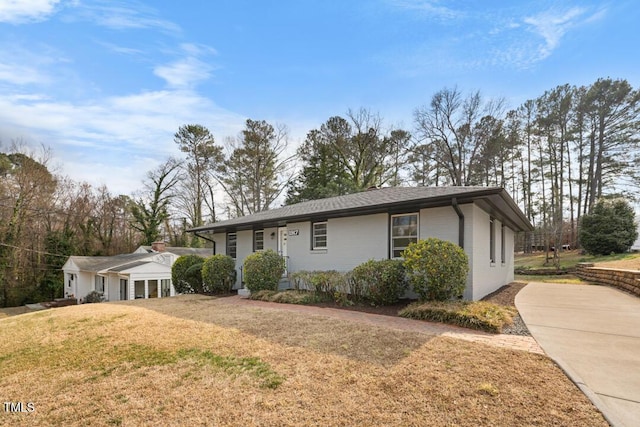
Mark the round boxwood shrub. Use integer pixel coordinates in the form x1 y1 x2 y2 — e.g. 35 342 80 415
172 254 205 294
243 249 285 292
403 238 469 301
202 254 236 294
351 259 407 305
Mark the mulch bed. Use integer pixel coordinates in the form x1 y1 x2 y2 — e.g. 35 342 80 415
307 299 413 317
298 281 532 336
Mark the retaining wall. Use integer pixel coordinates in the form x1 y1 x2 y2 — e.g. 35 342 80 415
575 263 640 297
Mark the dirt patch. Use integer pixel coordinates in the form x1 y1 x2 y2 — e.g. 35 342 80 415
0 306 33 319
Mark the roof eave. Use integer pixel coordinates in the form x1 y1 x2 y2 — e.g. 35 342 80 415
187 187 534 234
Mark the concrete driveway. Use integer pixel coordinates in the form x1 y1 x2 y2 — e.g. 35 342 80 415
516 282 640 427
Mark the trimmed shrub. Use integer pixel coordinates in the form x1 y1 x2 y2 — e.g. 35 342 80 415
172 255 206 294
243 249 285 292
84 291 104 303
399 301 516 333
351 259 408 305
308 270 345 296
202 254 236 294
250 290 323 305
403 238 469 301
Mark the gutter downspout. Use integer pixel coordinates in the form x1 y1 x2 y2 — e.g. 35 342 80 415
452 198 464 249
194 231 216 255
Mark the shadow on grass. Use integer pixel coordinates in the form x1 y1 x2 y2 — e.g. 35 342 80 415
113 295 433 367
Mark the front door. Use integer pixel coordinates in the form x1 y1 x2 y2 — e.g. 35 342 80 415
278 227 288 257
278 227 288 277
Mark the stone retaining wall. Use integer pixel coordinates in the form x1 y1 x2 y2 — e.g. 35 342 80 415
575 263 640 297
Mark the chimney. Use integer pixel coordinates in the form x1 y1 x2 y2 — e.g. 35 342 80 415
151 241 167 252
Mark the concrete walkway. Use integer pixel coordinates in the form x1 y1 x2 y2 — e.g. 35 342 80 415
516 282 640 427
220 296 544 354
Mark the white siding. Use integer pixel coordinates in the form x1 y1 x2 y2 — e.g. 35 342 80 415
285 214 389 273
468 205 514 300
419 204 475 299
419 206 459 244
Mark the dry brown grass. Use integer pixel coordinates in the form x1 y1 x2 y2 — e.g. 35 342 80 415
595 255 640 270
0 295 606 426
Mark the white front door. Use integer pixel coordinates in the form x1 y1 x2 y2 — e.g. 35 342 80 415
278 227 288 257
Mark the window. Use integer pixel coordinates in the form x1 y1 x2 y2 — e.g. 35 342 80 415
489 217 496 263
95 275 105 294
391 214 418 258
312 222 327 249
227 233 237 258
501 224 506 264
254 230 264 251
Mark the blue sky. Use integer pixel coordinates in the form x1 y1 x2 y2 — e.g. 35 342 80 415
0 0 637 195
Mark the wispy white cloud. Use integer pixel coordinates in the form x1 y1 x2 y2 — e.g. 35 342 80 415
153 43 218 89
73 1 180 34
386 0 463 20
0 0 61 24
0 42 66 86
524 7 587 59
380 3 609 73
96 41 144 56
0 62 49 85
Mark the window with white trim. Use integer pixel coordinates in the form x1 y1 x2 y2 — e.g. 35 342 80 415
391 213 418 258
227 233 237 258
254 230 264 251
95 275 105 294
312 222 327 249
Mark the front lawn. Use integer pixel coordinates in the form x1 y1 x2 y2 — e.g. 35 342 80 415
0 295 606 426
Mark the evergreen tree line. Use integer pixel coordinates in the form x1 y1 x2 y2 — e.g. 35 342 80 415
1 77 639 306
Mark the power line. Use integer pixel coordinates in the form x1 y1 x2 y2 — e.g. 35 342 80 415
0 242 70 258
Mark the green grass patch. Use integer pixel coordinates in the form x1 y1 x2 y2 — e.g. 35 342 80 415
176 348 284 389
399 301 517 333
250 289 326 305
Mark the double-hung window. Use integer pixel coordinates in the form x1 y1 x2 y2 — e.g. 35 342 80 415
227 233 237 258
254 230 264 251
312 222 327 250
95 275 105 294
391 213 418 258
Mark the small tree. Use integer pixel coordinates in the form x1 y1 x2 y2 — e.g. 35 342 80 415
403 238 469 301
202 255 236 294
172 255 205 294
580 198 638 255
243 249 285 292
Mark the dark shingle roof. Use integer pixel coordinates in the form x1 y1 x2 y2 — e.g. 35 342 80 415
189 186 533 233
